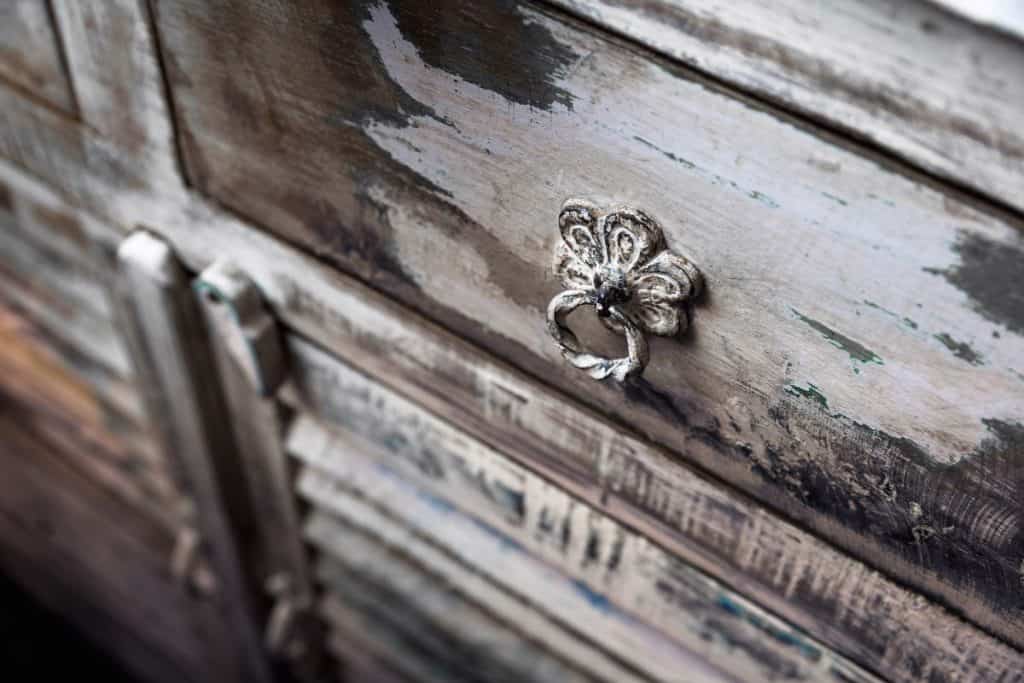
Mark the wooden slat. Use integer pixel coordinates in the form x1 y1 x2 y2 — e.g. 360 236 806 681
116 232 275 683
285 334 1024 682
0 0 76 113
0 260 132 376
0 225 115 321
150 0 1024 648
296 448 663 683
548 0 1024 213
310 519 611 683
323 621 415 683
292 433 880 683
293 405 883 683
195 261 324 678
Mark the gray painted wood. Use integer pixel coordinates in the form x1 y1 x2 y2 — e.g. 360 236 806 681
2 144 1019 681
151 0 1024 647
0 0 1020 676
549 0 1024 213
295 460 736 683
290 410 883 683
284 339 1024 683
310 520 615 683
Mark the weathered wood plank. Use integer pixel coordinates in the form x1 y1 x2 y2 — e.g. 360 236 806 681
298 423 882 683
301 462 673 683
3 143 1017 678
286 361 1019 683
323 619 416 683
0 258 132 376
0 0 76 113
296 462 729 683
151 0 1024 646
310 520 611 683
548 0 1024 213
0 410 206 681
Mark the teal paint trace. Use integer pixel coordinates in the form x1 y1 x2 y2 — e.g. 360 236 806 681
933 332 984 366
791 308 884 368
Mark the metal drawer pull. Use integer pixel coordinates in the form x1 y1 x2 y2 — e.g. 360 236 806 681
547 199 703 381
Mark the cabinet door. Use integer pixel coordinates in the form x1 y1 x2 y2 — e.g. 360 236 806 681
151 0 1024 654
121 228 1020 683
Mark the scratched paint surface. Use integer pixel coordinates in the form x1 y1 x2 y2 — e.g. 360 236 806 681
151 0 1024 646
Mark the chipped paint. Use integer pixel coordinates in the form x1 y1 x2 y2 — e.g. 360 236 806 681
933 332 984 365
784 382 830 411
862 300 918 330
791 308 883 367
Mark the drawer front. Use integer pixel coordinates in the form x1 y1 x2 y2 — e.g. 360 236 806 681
152 0 1024 647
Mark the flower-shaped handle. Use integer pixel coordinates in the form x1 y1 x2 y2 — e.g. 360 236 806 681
546 199 703 381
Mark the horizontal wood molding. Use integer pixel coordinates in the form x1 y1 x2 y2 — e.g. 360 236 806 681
289 400 881 683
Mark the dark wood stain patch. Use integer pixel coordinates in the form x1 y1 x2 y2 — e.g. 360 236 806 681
933 332 984 365
381 0 577 112
775 390 1024 618
925 231 1024 336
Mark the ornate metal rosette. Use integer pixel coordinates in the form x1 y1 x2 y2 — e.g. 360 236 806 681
546 198 703 381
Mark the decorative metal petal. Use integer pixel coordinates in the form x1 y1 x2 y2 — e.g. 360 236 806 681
637 250 702 299
553 241 594 291
600 207 663 272
627 250 702 336
558 198 603 269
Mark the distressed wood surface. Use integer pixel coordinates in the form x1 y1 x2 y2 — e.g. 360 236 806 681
285 340 1024 683
549 0 1024 214
152 0 1024 646
295 462 734 683
0 0 76 113
322 603 430 683
0 0 1021 673
291 409 884 683
311 522 615 683
2 150 1019 680
0 409 206 683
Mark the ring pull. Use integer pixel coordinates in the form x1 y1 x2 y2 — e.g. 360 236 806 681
546 199 703 381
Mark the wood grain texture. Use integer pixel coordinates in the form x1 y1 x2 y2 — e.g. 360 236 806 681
295 462 732 683
290 407 883 683
2 150 1018 680
285 338 1024 683
0 409 206 683
549 0 1024 214
151 0 1024 647
0 0 75 112
311 523 613 683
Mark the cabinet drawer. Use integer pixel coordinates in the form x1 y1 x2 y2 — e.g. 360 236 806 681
154 0 1024 650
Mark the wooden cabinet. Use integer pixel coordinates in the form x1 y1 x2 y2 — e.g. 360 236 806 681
0 2 1021 682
